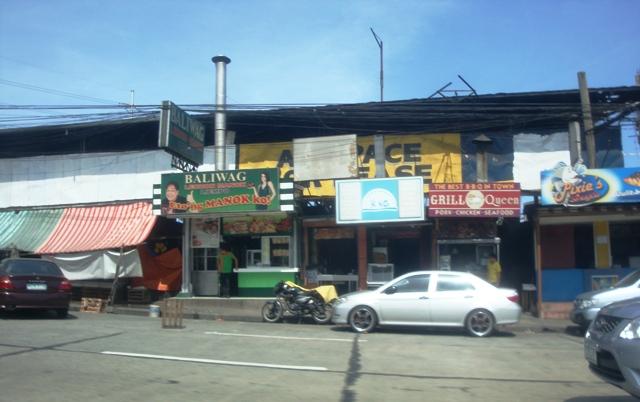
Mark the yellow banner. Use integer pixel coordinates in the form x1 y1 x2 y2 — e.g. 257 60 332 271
239 134 462 196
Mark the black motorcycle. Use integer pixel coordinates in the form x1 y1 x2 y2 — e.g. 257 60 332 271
261 281 335 324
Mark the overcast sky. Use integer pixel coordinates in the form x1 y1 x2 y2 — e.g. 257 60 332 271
0 0 638 161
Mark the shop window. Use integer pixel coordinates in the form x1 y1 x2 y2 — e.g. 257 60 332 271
436 275 475 292
193 248 218 271
610 222 640 268
393 274 430 293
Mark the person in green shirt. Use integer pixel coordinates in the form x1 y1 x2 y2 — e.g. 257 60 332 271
218 244 238 297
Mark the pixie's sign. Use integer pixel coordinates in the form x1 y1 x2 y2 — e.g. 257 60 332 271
428 182 521 217
541 164 640 206
160 169 280 215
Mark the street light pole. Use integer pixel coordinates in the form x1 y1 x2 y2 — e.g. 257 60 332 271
370 28 383 102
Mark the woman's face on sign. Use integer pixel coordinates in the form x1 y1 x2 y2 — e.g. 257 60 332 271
260 173 267 183
166 184 178 201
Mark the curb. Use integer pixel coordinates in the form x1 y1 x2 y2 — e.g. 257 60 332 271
71 303 576 333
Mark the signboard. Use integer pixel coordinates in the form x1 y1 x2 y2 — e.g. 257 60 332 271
541 165 640 206
222 214 292 236
191 218 220 248
293 134 358 181
239 134 462 196
158 101 205 165
428 183 521 217
336 177 425 224
160 168 280 215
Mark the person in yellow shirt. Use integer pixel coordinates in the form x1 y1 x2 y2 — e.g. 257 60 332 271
487 253 502 286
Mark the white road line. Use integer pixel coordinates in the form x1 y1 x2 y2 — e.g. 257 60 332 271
101 351 328 372
204 331 366 343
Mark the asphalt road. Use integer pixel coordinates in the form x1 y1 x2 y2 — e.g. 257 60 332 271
0 310 635 402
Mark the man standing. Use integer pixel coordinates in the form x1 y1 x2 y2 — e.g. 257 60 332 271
487 253 502 286
217 244 238 297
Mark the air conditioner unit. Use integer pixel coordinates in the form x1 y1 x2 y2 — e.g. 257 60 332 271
367 263 394 287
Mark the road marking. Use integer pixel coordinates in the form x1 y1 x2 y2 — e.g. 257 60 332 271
204 331 366 343
101 351 328 372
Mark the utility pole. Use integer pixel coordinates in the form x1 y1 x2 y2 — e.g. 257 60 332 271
578 71 596 168
636 71 640 146
370 28 383 102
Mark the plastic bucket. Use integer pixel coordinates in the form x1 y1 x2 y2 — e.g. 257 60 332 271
149 304 161 318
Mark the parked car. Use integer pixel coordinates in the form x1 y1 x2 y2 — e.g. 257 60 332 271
0 258 72 317
584 297 640 398
571 269 640 329
331 270 521 337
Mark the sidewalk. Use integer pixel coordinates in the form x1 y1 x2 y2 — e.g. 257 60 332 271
71 300 577 334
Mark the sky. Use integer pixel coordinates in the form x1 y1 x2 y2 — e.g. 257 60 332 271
0 0 639 162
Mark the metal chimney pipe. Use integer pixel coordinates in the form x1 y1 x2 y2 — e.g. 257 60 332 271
212 55 231 171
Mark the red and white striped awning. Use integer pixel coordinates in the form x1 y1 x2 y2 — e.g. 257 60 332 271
37 202 157 254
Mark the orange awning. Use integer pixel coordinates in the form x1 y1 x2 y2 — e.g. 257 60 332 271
37 202 157 254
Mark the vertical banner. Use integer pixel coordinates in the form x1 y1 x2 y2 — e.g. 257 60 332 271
191 218 220 248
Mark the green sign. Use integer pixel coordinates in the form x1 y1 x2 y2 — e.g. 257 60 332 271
160 168 280 215
158 101 205 165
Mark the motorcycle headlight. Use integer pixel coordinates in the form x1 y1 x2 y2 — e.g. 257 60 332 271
619 318 640 340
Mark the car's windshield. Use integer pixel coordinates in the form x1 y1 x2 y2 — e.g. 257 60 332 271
615 270 640 288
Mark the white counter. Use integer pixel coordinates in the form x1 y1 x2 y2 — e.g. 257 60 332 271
234 267 299 273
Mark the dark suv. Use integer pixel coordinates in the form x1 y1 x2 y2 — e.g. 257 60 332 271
0 258 72 317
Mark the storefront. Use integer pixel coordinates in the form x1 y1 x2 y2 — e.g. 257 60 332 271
428 183 522 280
157 168 297 297
532 165 640 318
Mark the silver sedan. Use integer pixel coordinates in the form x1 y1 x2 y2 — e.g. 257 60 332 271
584 297 640 398
332 270 521 337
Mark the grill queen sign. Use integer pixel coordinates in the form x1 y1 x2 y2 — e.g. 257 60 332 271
160 168 281 215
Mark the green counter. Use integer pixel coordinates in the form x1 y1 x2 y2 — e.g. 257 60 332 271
234 268 299 297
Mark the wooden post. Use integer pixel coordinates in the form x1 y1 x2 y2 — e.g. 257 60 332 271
533 217 543 318
107 245 125 309
578 72 596 168
357 225 367 290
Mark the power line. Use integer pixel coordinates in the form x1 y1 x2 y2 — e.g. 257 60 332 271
0 78 126 105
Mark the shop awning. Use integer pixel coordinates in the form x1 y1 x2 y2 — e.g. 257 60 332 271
37 202 157 254
0 209 64 252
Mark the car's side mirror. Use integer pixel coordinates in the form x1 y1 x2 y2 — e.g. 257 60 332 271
384 286 398 295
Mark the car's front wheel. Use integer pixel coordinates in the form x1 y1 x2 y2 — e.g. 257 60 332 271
465 308 495 337
349 305 377 333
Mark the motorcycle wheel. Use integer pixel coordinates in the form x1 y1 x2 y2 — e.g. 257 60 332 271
311 303 333 324
262 301 284 323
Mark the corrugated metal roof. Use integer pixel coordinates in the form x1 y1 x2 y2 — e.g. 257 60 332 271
37 202 157 254
0 209 64 252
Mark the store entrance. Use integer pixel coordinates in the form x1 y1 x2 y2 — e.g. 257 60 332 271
437 239 500 280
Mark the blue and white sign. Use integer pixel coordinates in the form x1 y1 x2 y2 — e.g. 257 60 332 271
336 177 425 224
541 164 640 207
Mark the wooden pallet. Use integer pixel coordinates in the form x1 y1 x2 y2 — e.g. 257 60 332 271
80 298 106 313
161 299 184 329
